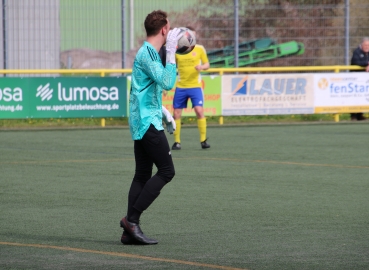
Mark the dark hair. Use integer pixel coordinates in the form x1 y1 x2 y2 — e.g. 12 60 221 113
144 10 168 37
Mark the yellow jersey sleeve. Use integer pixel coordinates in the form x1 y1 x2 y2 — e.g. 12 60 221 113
175 45 209 88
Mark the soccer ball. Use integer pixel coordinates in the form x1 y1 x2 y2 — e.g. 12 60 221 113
176 27 196 55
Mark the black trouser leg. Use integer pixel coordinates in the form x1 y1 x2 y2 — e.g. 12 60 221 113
127 181 145 220
132 175 167 214
127 125 175 223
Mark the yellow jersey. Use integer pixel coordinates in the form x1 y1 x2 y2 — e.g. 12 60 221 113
175 45 209 88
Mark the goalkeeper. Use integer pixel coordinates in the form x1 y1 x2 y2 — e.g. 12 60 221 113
120 10 181 245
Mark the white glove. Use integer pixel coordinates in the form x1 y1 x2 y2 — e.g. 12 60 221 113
162 106 176 134
166 28 183 64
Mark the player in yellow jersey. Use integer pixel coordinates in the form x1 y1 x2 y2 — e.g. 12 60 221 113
172 26 210 150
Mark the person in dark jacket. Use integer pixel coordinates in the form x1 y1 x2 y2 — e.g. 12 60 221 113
350 37 369 121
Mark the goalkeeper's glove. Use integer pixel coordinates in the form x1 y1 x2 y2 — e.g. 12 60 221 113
162 106 176 134
165 28 183 64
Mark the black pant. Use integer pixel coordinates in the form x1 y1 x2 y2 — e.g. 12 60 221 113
127 124 175 221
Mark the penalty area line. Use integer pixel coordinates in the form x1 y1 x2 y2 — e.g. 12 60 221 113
0 241 247 270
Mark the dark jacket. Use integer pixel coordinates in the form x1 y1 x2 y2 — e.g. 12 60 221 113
351 46 369 70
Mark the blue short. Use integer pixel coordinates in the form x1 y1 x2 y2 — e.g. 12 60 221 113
173 87 204 109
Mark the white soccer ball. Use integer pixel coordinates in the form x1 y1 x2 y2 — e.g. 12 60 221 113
176 27 196 55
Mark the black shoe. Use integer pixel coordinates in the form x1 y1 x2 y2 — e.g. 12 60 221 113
201 139 210 149
120 217 158 245
121 230 137 245
121 230 146 245
172 142 181 150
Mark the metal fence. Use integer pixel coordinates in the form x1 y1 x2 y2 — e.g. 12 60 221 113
1 0 369 74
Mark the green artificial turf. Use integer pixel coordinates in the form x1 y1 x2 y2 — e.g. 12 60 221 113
1 123 368 269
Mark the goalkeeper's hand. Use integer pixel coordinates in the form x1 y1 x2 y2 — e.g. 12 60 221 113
165 28 183 64
162 106 176 134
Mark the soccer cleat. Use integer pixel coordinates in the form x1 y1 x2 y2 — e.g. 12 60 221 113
121 230 146 245
120 217 158 245
172 142 181 150
121 230 136 245
201 139 210 149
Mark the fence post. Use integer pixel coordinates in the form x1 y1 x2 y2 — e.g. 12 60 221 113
2 0 7 73
218 69 224 124
334 114 340 122
219 116 224 125
344 0 350 66
234 0 239 68
333 67 340 122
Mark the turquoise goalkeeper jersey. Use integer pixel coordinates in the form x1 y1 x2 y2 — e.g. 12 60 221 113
129 41 177 140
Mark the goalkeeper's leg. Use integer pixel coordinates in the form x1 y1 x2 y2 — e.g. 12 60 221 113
128 125 175 224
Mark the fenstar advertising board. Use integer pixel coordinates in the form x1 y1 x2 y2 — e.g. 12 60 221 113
127 76 222 116
222 74 315 115
0 77 127 119
314 73 369 113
